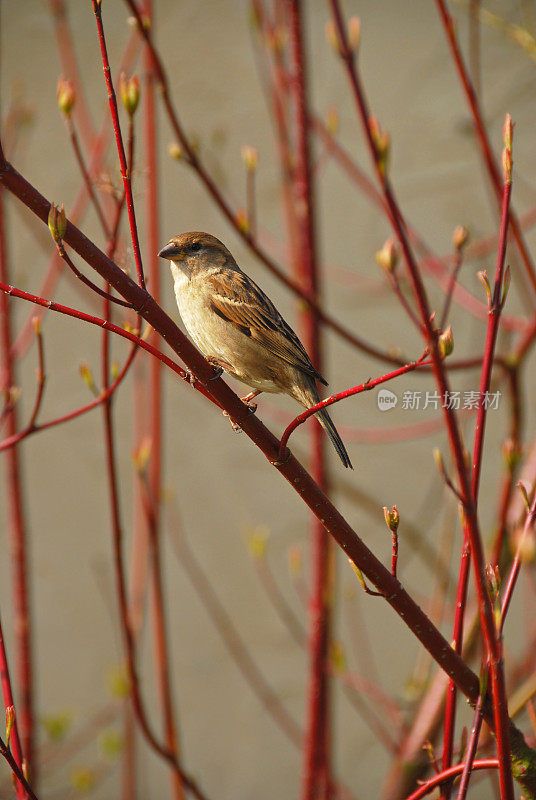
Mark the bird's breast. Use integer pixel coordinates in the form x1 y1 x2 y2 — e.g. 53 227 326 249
169 265 287 395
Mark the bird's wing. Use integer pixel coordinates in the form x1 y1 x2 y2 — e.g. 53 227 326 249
207 270 327 385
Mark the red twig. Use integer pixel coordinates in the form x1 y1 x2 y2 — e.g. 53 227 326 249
441 125 513 790
0 281 218 398
0 320 45 451
435 0 536 298
0 611 26 799
327 5 515 794
48 0 96 149
500 479 536 632
403 759 499 800
279 353 430 460
455 691 485 800
0 339 138 452
391 529 399 579
64 115 111 240
141 7 185 789
91 0 145 289
286 3 331 797
0 182 34 778
56 239 133 309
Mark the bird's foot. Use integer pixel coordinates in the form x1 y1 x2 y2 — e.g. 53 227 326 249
240 390 261 414
207 363 224 381
205 356 231 381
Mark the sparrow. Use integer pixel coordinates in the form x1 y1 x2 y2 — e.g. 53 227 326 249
158 232 352 469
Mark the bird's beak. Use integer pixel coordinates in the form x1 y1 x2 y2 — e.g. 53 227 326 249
158 243 184 260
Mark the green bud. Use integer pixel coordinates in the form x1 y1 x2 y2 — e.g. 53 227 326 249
48 203 67 242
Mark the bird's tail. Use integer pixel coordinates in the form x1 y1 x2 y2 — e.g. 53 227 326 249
315 407 353 469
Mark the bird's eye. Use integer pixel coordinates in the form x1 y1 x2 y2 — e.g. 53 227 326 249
190 241 201 252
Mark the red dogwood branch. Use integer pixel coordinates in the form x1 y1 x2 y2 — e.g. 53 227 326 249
91 0 145 289
0 610 26 799
404 759 499 800
441 120 513 788
326 4 515 794
279 352 431 460
435 0 536 298
2 151 535 796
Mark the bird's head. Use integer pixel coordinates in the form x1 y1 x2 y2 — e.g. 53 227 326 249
158 232 236 277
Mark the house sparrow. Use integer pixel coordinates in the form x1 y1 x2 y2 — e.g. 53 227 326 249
158 232 352 469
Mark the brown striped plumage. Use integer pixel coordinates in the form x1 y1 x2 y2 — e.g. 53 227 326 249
158 232 352 468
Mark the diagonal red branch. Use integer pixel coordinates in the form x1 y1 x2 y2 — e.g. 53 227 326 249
326 4 515 795
441 127 513 789
0 338 138 452
500 476 536 632
286 3 332 797
91 0 146 289
0 320 45 451
0 281 218 408
403 759 499 800
3 154 536 797
0 611 26 799
56 240 133 309
435 0 536 298
279 352 431 460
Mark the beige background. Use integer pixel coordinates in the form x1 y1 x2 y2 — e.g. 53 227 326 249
1 1 536 798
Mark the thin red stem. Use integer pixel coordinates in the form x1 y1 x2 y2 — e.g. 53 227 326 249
279 353 430 459
57 240 133 308
286 3 331 797
0 342 138 452
0 611 26 799
455 692 485 800
91 1 145 289
404 759 499 800
100 363 209 800
65 116 111 240
391 529 399 579
442 147 513 790
0 282 218 406
327 5 515 794
142 5 185 793
0 323 46 451
435 0 536 297
0 182 34 779
500 478 536 632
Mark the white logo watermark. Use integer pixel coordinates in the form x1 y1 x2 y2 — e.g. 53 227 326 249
377 389 398 411
377 389 501 412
